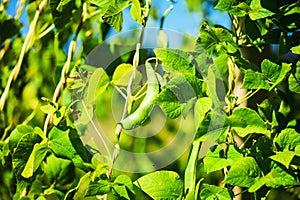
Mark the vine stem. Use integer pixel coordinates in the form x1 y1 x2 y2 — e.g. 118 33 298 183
0 0 47 111
107 0 151 178
43 3 86 133
0 0 26 60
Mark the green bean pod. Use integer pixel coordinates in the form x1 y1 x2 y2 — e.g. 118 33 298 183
119 62 159 130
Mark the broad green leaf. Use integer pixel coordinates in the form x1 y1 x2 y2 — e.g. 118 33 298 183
130 0 143 24
112 175 134 200
215 0 237 11
40 103 58 114
250 160 297 192
134 171 183 200
155 74 202 118
200 183 232 200
194 97 212 129
154 48 195 75
87 67 110 103
9 125 34 149
22 141 48 178
102 1 130 32
48 127 88 170
274 128 300 151
12 133 43 178
228 2 250 17
225 157 261 188
155 88 181 118
85 179 112 196
166 74 203 102
194 111 227 143
288 62 300 93
242 69 270 90
266 161 297 188
226 145 243 165
249 0 274 20
227 108 267 137
261 59 291 90
214 53 229 75
45 154 75 185
112 63 133 86
269 151 295 169
203 145 230 173
65 172 91 200
197 25 238 55
291 45 300 54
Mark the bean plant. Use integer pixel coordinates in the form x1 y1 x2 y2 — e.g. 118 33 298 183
1 0 300 199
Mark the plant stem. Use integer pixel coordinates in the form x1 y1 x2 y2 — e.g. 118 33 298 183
107 0 151 178
43 3 86 133
0 0 47 111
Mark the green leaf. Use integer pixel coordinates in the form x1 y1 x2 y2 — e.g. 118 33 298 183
225 157 261 188
9 125 34 149
261 59 291 90
45 154 75 185
48 127 87 170
22 141 48 178
85 179 111 196
102 1 130 32
288 62 300 93
155 88 181 118
194 97 212 129
130 0 143 24
154 48 195 75
87 67 110 103
269 151 295 169
227 108 267 137
203 145 230 173
250 160 297 192
12 133 43 178
112 175 134 200
155 74 202 118
194 111 227 143
226 145 244 165
65 172 91 200
134 171 183 200
274 128 300 151
197 25 238 55
200 183 232 200
215 0 237 11
242 69 270 90
53 106 66 125
249 0 274 20
291 45 300 54
111 63 133 86
214 54 229 75
40 104 58 114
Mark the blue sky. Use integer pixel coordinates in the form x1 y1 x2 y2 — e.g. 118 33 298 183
6 0 231 50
